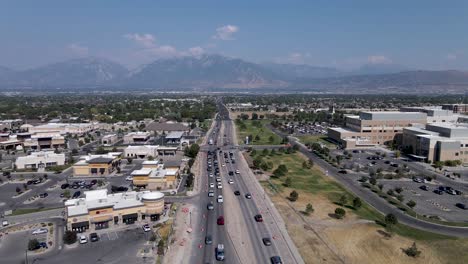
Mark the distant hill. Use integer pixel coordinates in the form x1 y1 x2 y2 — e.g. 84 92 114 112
3 57 129 88
126 54 286 89
0 55 467 94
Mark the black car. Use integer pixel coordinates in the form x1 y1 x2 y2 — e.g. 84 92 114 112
27 180 34 185
39 193 48 198
419 185 429 191
61 183 70 189
338 170 347 174
90 232 99 242
245 193 252 199
262 237 272 246
433 189 443 195
234 190 241 196
271 256 283 264
90 180 97 185
228 171 234 176
205 235 213 245
72 191 81 198
455 203 467 210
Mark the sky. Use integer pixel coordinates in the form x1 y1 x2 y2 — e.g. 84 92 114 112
1 0 468 70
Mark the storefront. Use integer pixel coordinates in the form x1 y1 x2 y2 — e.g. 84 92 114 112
71 221 89 233
150 214 160 221
122 213 138 224
91 215 113 230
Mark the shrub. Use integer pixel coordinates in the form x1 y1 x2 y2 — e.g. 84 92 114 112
403 242 421 258
28 239 40 251
63 230 77 245
289 190 299 202
335 208 346 219
353 197 362 209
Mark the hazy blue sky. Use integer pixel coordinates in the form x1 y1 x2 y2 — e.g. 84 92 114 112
1 0 468 70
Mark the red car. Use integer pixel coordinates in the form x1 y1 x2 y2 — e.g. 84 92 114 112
217 216 225 225
254 214 263 222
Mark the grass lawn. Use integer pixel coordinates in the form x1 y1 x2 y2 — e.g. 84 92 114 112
236 119 282 145
297 134 337 148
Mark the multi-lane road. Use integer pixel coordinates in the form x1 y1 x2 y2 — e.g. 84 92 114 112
194 101 303 263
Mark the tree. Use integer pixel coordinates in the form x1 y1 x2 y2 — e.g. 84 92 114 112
127 157 133 164
334 208 346 219
384 213 398 234
302 160 311 169
369 177 377 185
394 187 403 193
262 149 269 156
403 242 421 258
63 230 77 245
396 194 404 202
186 173 195 188
305 203 314 215
251 113 259 120
15 186 21 194
284 177 292 187
339 194 347 206
253 156 263 169
157 239 165 255
254 135 261 141
250 149 257 156
63 190 71 199
353 197 362 209
28 238 40 251
378 183 384 191
147 155 155 161
289 190 299 202
184 144 200 158
406 200 416 208
268 135 275 143
23 183 28 190
395 150 401 158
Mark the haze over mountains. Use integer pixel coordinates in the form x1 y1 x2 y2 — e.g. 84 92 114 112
0 54 467 94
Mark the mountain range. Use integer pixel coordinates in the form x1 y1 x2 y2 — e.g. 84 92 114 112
0 54 467 94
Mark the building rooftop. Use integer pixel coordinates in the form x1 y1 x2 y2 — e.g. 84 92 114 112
166 131 185 139
146 122 189 132
87 157 114 164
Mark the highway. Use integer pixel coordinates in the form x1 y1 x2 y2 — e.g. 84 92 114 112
192 100 304 263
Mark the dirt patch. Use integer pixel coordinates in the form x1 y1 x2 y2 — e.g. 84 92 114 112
269 189 445 264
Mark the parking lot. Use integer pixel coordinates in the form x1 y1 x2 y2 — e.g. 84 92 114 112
331 148 468 222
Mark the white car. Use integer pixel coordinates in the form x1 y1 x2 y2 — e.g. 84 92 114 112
217 183 223 189
125 176 133 181
210 183 215 188
32 228 48 235
209 173 214 177
222 164 226 167
208 191 214 197
217 195 224 203
142 224 151 232
216 177 221 182
235 170 240 174
228 179 234 184
79 235 88 244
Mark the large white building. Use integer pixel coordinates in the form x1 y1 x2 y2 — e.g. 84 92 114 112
124 145 159 159
15 151 65 169
101 134 118 146
28 123 94 135
123 131 151 144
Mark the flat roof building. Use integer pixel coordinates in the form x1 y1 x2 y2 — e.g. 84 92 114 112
73 152 122 177
65 189 164 232
132 161 180 191
123 131 151 144
15 151 65 169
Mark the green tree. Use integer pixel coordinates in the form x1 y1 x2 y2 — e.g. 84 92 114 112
127 157 133 164
268 135 275 143
289 190 299 202
407 200 416 208
262 148 269 156
339 194 347 206
385 213 398 234
305 203 314 215
28 238 40 251
353 197 362 209
403 242 421 258
284 177 292 187
147 155 155 161
334 208 346 219
63 230 77 245
369 177 377 185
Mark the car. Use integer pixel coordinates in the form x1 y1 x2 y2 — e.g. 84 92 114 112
433 189 443 195
231 160 235 164
254 214 263 222
228 171 234 176
228 179 234 184
419 185 429 191
209 173 213 177
245 193 252 199
234 190 240 196
90 232 99 242
217 183 223 189
72 191 81 198
209 183 215 188
235 170 240 174
455 190 463 195
72 185 79 189
338 170 347 174
205 235 213 245
27 180 34 185
39 192 48 198
90 179 97 185
455 203 467 210
207 202 214 210
60 193 65 198
217 195 224 203
384 160 391 164
208 191 214 197
125 176 133 181
142 224 151 232
79 235 88 244
262 237 272 246
2 220 9 227
61 183 69 189
270 256 283 264
217 216 225 225
32 228 48 235
413 177 423 183
39 242 48 248
216 244 225 261
216 177 221 182
446 189 457 195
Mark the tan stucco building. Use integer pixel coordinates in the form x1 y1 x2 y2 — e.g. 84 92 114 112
73 152 122 177
132 160 179 190
65 189 165 232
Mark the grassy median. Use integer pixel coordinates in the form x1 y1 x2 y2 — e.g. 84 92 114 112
235 119 282 145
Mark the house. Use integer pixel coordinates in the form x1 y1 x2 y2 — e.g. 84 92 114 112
15 151 65 169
